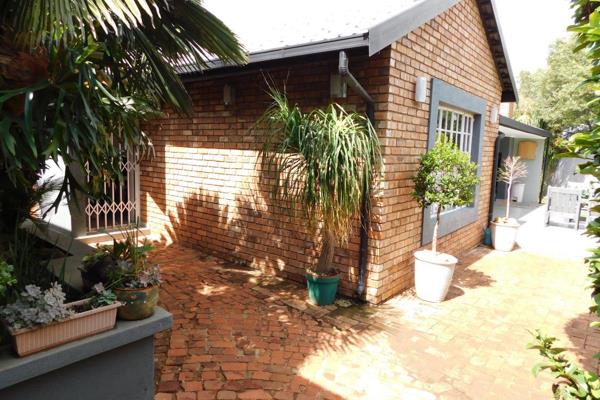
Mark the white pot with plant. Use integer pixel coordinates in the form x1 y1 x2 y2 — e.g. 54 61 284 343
412 138 479 302
492 156 528 252
258 89 382 305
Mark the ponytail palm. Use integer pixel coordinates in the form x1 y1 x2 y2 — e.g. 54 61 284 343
259 91 382 275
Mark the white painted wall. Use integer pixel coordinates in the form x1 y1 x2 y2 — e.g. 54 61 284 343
512 138 546 203
550 157 597 191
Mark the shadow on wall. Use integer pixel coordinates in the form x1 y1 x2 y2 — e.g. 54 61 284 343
140 61 371 297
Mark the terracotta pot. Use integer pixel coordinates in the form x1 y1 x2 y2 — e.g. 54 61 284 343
491 220 520 252
4 299 120 357
113 286 159 321
414 250 457 303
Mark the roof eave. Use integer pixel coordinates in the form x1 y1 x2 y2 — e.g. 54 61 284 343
499 115 551 138
177 34 369 75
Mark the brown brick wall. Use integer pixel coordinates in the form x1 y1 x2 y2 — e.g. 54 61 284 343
140 0 503 304
140 50 390 298
370 0 503 303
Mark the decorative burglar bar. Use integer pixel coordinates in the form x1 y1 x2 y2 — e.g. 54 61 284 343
84 146 139 233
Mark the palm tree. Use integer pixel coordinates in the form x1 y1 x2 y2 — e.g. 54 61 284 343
259 90 382 275
0 0 246 224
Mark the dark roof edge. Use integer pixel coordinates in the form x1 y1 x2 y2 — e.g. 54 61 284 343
476 0 518 103
499 115 551 138
177 0 518 104
176 35 368 75
368 0 461 56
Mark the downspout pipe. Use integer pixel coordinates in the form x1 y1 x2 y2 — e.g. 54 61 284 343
488 132 505 225
338 51 374 299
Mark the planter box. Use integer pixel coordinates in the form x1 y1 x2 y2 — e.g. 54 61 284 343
6 299 120 357
0 307 172 400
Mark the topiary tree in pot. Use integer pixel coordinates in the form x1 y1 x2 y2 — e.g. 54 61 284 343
491 156 528 251
258 90 382 305
412 137 479 302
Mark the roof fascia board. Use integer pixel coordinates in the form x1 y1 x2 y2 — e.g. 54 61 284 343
179 34 368 74
368 0 461 56
499 115 551 138
487 0 518 103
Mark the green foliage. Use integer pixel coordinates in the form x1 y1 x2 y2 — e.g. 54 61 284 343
412 138 479 210
258 90 382 274
0 0 246 209
515 36 595 133
0 260 16 303
80 228 159 289
528 330 600 399
530 2 600 398
259 91 382 243
89 283 117 309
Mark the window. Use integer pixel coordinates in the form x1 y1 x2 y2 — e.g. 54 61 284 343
436 107 474 154
431 107 476 217
421 79 488 245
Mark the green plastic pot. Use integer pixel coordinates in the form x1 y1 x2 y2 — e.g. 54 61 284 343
113 286 159 321
306 273 340 306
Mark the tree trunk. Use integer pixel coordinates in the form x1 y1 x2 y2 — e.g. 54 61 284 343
506 181 512 220
432 206 441 255
315 229 336 275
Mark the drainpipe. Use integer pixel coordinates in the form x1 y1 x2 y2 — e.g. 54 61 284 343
338 51 374 299
488 132 505 225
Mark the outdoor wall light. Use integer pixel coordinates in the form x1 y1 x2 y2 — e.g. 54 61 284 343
415 76 427 103
223 83 235 106
491 104 499 124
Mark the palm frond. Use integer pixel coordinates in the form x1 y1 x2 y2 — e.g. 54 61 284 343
258 90 382 244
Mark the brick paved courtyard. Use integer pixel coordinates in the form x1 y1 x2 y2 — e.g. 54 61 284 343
152 243 598 400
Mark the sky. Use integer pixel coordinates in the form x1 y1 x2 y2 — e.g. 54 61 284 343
494 0 573 78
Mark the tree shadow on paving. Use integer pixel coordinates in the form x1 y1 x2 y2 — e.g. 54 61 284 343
563 311 600 374
151 244 391 399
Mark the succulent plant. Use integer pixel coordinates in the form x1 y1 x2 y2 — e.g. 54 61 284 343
0 282 73 330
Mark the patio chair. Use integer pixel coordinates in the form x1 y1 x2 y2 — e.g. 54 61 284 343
544 186 584 230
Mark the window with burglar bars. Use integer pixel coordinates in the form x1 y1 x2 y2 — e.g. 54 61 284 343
436 106 475 153
431 107 475 216
84 145 139 233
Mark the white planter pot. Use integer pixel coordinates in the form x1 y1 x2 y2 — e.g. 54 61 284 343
414 250 457 303
491 220 520 252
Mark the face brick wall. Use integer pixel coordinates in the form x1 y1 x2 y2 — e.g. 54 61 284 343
141 0 503 304
370 0 503 303
140 50 391 299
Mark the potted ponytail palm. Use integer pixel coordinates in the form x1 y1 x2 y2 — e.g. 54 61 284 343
492 156 528 251
259 90 381 305
412 138 479 302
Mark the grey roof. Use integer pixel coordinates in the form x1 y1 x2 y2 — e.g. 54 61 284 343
180 0 517 102
499 115 551 138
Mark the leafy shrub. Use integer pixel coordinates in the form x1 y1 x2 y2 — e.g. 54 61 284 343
0 260 16 303
0 283 73 330
412 137 479 253
528 330 600 399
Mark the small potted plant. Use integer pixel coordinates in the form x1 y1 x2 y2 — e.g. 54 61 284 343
0 282 119 356
491 156 528 251
258 90 382 305
80 229 160 320
412 138 479 302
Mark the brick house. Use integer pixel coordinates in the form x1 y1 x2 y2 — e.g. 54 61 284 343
41 0 519 304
